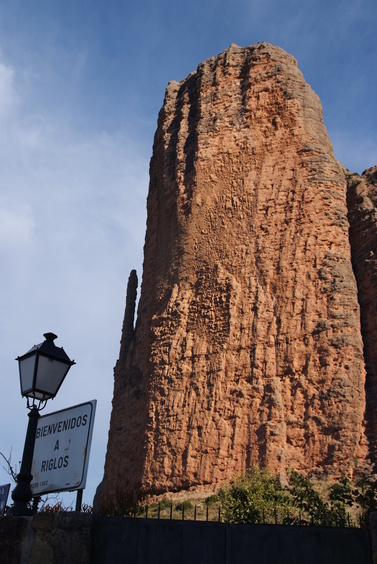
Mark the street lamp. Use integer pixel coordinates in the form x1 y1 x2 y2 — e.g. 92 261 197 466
10 333 75 516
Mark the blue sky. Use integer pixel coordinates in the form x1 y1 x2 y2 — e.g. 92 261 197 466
0 0 376 508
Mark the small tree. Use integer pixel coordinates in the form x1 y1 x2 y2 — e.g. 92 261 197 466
328 475 355 525
288 470 358 526
354 477 377 527
0 450 18 482
288 469 328 525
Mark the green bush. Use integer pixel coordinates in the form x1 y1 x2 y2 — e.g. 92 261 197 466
219 466 291 524
205 494 220 506
159 498 173 511
175 500 193 512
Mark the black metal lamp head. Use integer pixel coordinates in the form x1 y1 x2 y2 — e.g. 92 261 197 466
16 332 75 409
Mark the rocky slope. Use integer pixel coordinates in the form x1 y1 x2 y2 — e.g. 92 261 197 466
98 43 375 505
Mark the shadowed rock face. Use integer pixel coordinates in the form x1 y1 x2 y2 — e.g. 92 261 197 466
347 166 377 466
99 43 374 504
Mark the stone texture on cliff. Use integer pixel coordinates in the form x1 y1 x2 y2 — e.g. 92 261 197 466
99 43 368 503
347 166 377 466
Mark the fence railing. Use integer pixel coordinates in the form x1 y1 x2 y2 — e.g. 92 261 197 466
107 501 363 528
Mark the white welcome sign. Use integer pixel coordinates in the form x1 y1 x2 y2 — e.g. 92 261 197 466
31 400 96 496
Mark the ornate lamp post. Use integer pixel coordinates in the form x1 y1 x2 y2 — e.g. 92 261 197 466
10 333 75 516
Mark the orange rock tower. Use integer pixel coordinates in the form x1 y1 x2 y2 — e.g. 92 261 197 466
99 43 376 504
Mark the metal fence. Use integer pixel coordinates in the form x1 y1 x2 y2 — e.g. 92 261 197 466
118 501 363 528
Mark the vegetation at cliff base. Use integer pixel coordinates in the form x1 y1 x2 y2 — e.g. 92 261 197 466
11 461 375 527
219 467 377 527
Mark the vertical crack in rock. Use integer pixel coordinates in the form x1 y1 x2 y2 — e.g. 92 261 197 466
99 43 372 504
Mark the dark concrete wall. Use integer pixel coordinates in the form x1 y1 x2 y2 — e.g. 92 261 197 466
0 515 30 564
0 513 93 564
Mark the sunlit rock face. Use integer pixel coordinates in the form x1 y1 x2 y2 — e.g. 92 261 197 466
99 43 374 505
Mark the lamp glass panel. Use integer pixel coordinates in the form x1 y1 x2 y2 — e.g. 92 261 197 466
35 355 69 397
19 355 37 395
32 389 47 401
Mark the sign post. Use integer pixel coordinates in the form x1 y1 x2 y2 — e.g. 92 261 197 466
0 484 10 515
31 400 96 497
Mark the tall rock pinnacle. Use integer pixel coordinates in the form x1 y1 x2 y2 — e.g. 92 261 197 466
99 43 370 503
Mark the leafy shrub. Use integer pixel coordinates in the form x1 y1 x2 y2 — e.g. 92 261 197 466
175 500 193 512
205 494 220 506
158 498 173 511
219 466 291 524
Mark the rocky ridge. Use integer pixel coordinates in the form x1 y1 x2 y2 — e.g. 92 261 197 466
98 43 376 505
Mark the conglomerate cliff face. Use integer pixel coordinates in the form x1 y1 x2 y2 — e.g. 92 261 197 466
99 43 374 504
